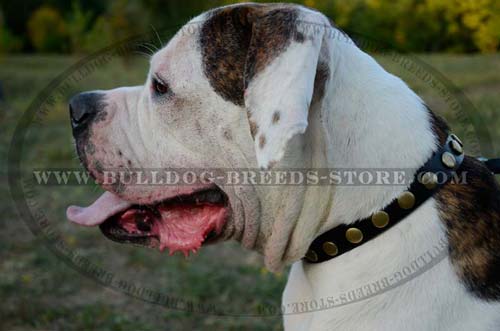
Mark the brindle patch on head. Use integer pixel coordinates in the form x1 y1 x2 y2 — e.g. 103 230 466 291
200 5 254 106
199 4 305 106
435 156 500 300
244 6 305 86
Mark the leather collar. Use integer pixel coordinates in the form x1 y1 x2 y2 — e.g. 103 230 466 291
304 134 465 263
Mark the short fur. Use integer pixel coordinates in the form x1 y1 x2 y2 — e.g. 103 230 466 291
71 3 500 330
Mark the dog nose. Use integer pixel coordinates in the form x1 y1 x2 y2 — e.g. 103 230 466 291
69 92 103 131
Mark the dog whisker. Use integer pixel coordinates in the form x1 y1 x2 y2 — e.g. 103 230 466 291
150 24 163 48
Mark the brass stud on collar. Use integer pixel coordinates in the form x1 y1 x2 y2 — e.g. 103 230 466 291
450 140 463 155
346 228 363 244
420 172 438 190
397 191 416 210
442 152 456 168
371 211 390 228
450 134 463 146
322 241 338 256
305 249 318 262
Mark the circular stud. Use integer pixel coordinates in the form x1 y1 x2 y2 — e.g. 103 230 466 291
322 241 338 256
442 152 456 168
305 249 318 262
397 191 416 210
450 134 463 146
450 140 463 155
346 228 363 244
420 172 438 190
371 211 390 228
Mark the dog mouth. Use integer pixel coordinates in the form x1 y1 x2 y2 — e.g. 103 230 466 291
67 187 229 256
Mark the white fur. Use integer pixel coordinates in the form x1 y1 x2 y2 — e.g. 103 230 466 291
282 8 500 331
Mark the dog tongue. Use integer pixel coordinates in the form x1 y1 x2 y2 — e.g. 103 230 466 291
67 192 132 226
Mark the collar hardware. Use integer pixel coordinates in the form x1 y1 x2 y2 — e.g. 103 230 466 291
304 134 465 264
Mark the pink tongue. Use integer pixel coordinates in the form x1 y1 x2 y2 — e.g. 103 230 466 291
66 192 131 227
119 204 227 256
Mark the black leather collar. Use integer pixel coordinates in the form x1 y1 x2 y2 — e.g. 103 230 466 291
304 134 465 263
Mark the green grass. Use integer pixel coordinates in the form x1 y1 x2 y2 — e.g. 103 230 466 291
1 52 499 331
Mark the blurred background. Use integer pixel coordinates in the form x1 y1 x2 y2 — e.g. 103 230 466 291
1 0 499 54
1 1 499 331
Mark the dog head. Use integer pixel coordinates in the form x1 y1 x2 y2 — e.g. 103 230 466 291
67 3 332 271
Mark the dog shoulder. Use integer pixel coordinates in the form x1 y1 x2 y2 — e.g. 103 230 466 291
435 155 500 300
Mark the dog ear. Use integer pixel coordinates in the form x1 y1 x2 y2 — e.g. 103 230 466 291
200 5 327 169
243 7 326 169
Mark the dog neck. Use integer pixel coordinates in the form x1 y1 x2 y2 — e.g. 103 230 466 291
280 33 490 329
249 26 500 331
276 33 440 269
323 36 439 225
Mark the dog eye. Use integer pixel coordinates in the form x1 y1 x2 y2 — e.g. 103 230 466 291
152 78 169 96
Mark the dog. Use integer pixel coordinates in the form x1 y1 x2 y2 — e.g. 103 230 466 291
66 3 500 330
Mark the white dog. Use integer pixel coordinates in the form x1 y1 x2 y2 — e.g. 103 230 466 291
66 3 500 330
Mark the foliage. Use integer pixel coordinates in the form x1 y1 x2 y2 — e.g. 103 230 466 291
455 0 500 53
80 16 114 53
0 26 23 54
1 9 20 53
1 0 499 53
65 1 93 53
326 0 499 53
106 0 148 44
27 6 68 53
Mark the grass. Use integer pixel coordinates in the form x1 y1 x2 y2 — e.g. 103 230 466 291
1 52 499 331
